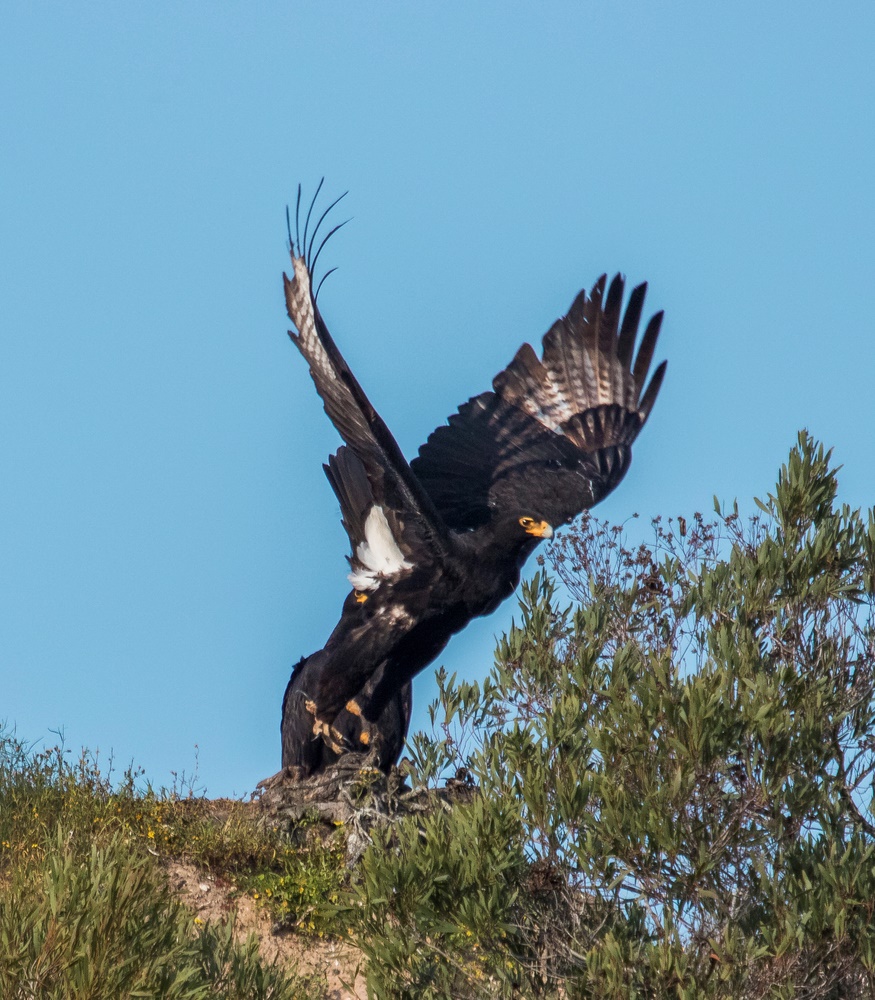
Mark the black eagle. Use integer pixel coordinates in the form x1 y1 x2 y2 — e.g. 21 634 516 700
280 189 666 776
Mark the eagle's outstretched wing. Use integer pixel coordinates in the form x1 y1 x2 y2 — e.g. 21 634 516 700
284 252 452 582
411 273 666 530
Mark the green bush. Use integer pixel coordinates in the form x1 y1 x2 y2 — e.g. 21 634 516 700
352 433 875 998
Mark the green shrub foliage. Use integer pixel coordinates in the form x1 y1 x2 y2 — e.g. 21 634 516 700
355 434 875 998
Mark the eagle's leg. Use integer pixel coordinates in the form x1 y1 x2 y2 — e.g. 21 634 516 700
304 699 351 755
282 653 412 775
344 698 378 750
342 700 388 770
358 636 452 732
330 674 411 772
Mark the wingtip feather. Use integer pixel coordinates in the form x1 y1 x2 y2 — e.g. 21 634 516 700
638 359 667 422
631 310 664 394
605 273 625 324
617 282 647 367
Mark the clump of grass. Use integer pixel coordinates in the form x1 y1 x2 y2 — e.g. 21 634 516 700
236 821 348 936
0 727 339 997
0 825 323 999
136 796 280 870
143 796 350 935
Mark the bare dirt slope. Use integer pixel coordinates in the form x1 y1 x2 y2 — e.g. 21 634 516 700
166 859 367 1000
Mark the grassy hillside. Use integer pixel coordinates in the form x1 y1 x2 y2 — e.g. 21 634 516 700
4 435 875 999
0 732 349 998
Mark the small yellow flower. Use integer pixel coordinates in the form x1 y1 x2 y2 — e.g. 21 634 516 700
194 917 204 925
147 830 155 839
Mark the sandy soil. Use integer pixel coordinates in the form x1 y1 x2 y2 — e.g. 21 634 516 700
165 858 368 999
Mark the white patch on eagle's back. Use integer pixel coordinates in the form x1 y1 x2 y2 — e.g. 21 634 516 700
347 504 412 591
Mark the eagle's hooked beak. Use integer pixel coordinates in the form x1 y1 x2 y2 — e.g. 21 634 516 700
520 517 553 539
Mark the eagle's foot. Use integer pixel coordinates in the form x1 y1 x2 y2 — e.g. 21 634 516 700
354 714 385 766
305 700 350 755
344 699 379 752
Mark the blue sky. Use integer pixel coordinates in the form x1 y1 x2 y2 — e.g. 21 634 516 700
2 3 873 796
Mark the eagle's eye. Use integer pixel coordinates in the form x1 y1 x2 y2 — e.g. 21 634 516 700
519 517 535 529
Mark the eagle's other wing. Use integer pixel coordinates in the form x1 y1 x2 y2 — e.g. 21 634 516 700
285 253 451 580
411 273 666 530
